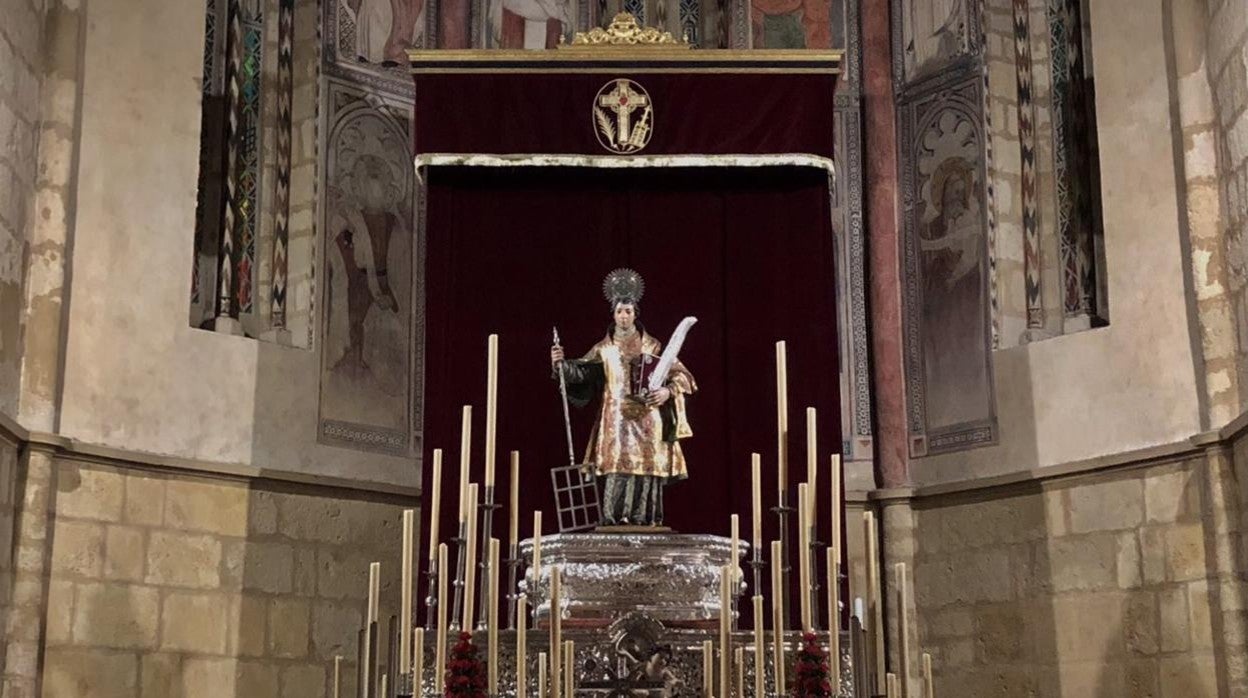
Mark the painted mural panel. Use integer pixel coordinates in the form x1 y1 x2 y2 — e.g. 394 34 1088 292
318 84 416 455
900 71 996 455
893 0 977 84
485 0 576 48
750 0 832 48
335 0 426 67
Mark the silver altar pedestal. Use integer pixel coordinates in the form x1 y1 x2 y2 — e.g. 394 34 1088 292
518 533 749 628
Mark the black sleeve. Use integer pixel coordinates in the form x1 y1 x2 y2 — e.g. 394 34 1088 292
554 360 604 408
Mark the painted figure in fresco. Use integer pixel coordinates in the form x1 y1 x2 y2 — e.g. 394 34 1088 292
347 0 424 65
918 156 988 427
750 0 830 48
906 0 965 78
494 0 570 48
327 153 403 375
385 0 426 58
348 0 393 63
549 270 697 527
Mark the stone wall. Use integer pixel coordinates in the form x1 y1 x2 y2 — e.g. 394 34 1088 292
903 442 1247 696
54 0 415 488
0 0 45 415
912 0 1203 486
0 431 21 687
1205 0 1248 414
0 453 413 697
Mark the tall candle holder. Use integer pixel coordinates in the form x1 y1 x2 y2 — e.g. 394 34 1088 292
506 542 521 630
749 549 766 604
423 558 439 631
807 532 823 631
450 521 468 631
772 495 794 623
477 489 501 630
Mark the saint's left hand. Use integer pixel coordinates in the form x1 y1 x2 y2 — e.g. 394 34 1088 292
645 387 672 407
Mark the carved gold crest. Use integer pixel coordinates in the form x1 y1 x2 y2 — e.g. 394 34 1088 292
567 12 686 47
593 79 653 154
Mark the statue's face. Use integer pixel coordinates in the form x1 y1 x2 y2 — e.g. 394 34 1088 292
613 303 636 333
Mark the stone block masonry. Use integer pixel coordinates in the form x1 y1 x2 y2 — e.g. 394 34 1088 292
2 454 412 698
909 447 1247 697
0 0 46 417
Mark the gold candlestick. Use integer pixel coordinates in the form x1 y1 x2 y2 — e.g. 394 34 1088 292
702 639 713 697
770 540 785 695
463 484 479 630
897 562 911 698
368 562 381 624
538 652 547 698
829 454 841 565
333 656 342 698
805 407 817 504
488 539 500 694
533 511 543 570
485 334 498 489
797 482 811 631
752 595 764 698
517 595 528 698
563 640 575 698
413 628 424 698
827 548 839 695
886 673 899 698
551 567 562 698
775 341 789 494
719 565 730 698
401 510 414 675
435 544 448 695
427 450 443 563
751 454 762 551
922 652 934 698
510 453 520 547
865 510 884 694
734 647 744 698
458 407 472 523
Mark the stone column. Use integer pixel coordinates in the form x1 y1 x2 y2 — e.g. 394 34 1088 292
17 0 86 433
862 0 909 490
1166 0 1240 430
1202 0 1248 414
1 446 57 696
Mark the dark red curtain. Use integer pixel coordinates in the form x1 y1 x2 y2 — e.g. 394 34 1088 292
419 165 841 626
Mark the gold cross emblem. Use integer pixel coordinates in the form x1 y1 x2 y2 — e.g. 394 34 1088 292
593 79 653 154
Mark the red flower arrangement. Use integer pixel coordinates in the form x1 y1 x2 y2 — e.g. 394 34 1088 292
792 631 833 697
445 631 488 698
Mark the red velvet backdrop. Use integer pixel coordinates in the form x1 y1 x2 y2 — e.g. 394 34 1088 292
419 164 841 626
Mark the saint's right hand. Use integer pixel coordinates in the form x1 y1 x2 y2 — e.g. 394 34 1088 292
550 345 564 366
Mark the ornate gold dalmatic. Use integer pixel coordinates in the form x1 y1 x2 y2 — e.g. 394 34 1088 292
578 331 696 479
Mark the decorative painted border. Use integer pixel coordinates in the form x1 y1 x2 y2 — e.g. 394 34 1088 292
979 0 999 348
834 103 873 460
1013 0 1043 329
271 0 295 329
897 68 999 457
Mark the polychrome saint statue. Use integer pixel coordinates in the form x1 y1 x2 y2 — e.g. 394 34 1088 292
550 270 697 527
